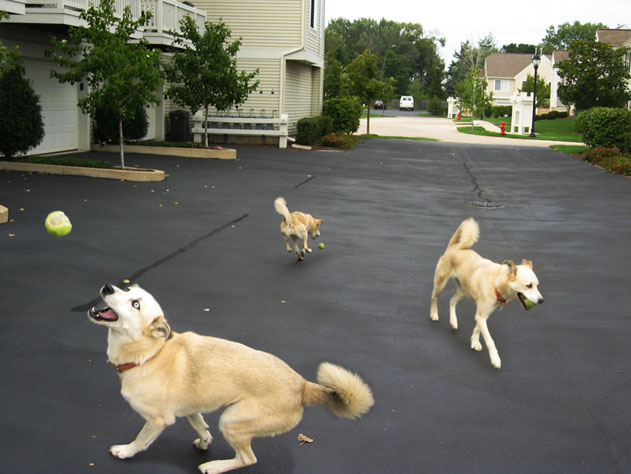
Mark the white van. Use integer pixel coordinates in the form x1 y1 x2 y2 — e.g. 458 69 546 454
399 95 414 111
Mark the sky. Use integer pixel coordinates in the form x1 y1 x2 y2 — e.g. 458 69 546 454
324 0 629 67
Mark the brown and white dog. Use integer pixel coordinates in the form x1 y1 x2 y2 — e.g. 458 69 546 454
429 218 544 369
88 284 373 474
274 197 324 260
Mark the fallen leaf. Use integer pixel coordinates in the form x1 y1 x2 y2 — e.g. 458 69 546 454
9 233 15 237
123 279 130 284
297 433 313 445
203 308 210 312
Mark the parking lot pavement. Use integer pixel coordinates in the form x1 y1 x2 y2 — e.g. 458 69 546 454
1 140 630 474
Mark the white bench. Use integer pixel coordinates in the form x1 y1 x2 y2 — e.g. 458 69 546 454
191 113 289 148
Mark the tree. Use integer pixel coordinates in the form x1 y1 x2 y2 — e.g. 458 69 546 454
343 50 395 135
557 40 631 111
519 74 551 108
51 0 163 168
455 67 491 123
323 53 343 100
445 35 497 97
502 43 538 54
541 21 607 53
0 52 44 159
163 17 259 148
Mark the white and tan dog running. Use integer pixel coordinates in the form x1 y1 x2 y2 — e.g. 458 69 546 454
274 197 324 260
88 284 373 474
429 218 544 369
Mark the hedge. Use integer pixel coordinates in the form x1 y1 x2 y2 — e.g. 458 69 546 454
322 97 362 134
575 107 631 149
296 116 332 145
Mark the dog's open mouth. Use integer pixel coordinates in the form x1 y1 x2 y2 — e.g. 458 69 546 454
89 306 119 322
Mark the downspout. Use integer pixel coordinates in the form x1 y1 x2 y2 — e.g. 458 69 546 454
279 0 306 116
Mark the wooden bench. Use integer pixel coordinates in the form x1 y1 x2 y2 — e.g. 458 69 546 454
191 114 289 148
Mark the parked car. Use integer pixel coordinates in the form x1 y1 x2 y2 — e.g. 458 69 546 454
374 100 384 110
399 95 414 111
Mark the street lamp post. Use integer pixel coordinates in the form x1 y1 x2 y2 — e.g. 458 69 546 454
529 51 541 138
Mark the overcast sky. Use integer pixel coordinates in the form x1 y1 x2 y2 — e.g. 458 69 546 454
325 0 629 66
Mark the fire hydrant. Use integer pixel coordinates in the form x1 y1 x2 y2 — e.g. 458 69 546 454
500 121 506 135
456 112 461 120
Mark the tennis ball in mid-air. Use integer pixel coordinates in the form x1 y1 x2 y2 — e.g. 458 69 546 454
318 242 325 249
45 210 72 237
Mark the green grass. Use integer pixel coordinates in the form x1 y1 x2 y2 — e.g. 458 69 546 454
15 155 114 168
361 112 390 118
550 144 589 155
359 134 438 141
456 117 582 142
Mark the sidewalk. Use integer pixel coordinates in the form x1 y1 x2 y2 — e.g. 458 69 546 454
359 116 580 147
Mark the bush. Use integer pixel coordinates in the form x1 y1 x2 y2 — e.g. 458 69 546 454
581 147 631 176
0 63 45 159
319 132 357 149
296 116 332 145
94 103 149 144
428 97 445 116
576 107 631 149
323 97 362 133
491 105 511 118
536 110 569 121
620 131 631 154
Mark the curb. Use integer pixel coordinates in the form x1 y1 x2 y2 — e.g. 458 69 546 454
0 161 165 182
93 144 237 160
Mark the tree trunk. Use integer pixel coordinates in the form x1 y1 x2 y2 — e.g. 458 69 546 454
204 106 209 149
119 118 125 169
366 107 370 135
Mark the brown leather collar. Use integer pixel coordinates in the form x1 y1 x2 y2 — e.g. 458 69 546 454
107 360 139 372
495 288 507 309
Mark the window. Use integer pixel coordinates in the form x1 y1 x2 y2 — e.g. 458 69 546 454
310 0 318 29
494 80 508 92
625 52 631 73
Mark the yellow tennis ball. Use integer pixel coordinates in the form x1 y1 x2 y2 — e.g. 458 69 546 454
318 242 325 249
45 210 72 237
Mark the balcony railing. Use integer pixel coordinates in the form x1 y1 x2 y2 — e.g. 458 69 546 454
13 0 205 42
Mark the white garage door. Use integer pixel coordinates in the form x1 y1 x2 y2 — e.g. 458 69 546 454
23 58 79 155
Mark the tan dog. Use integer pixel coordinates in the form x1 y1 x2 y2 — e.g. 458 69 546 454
88 284 373 474
274 197 323 260
429 218 544 369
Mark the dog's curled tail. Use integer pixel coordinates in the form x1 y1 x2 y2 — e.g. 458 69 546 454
274 197 291 222
303 362 374 419
447 217 480 250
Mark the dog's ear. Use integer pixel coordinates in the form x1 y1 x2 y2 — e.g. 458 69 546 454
521 259 533 269
317 218 324 225
503 260 517 276
145 316 171 339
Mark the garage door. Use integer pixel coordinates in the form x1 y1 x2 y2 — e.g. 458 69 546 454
23 58 79 155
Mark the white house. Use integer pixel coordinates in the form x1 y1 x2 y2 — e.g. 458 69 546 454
482 53 553 108
1 0 206 156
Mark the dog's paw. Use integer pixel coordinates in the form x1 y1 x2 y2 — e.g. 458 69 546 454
450 318 458 330
109 444 137 459
430 312 439 321
305 247 312 253
193 434 212 451
490 352 502 369
299 250 305 260
470 340 482 352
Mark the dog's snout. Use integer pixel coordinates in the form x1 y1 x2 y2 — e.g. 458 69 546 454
538 297 544 304
101 284 115 296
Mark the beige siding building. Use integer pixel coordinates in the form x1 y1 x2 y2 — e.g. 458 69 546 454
193 0 325 137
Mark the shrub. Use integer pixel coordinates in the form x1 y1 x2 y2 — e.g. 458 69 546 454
94 103 149 144
428 97 445 116
575 107 631 149
323 97 362 133
319 132 357 149
0 62 45 159
618 131 631 154
536 110 569 121
581 147 631 176
491 105 511 118
296 116 332 145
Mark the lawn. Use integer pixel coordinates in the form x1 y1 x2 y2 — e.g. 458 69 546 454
458 117 582 142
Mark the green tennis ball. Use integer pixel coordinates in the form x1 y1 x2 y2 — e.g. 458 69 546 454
318 242 325 249
523 297 536 310
45 210 72 237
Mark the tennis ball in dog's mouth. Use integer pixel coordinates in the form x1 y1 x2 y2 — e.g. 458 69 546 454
318 242 325 249
45 210 72 237
522 297 536 310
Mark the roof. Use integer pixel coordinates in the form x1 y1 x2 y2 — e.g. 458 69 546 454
484 53 547 78
596 28 631 47
552 50 569 66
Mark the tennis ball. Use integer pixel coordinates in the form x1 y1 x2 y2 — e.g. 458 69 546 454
523 297 536 310
318 242 325 249
45 210 72 237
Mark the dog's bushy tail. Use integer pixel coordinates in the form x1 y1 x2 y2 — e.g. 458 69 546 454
274 197 291 222
303 362 374 420
447 218 479 250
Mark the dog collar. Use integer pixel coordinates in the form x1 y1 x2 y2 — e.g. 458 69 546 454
107 360 139 372
495 288 507 311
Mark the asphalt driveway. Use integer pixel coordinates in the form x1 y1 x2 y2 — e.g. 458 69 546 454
1 139 629 474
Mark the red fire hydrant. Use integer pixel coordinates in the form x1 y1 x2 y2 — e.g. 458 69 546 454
500 121 506 135
456 112 461 120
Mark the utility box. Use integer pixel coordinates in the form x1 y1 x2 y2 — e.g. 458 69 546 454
169 110 190 142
